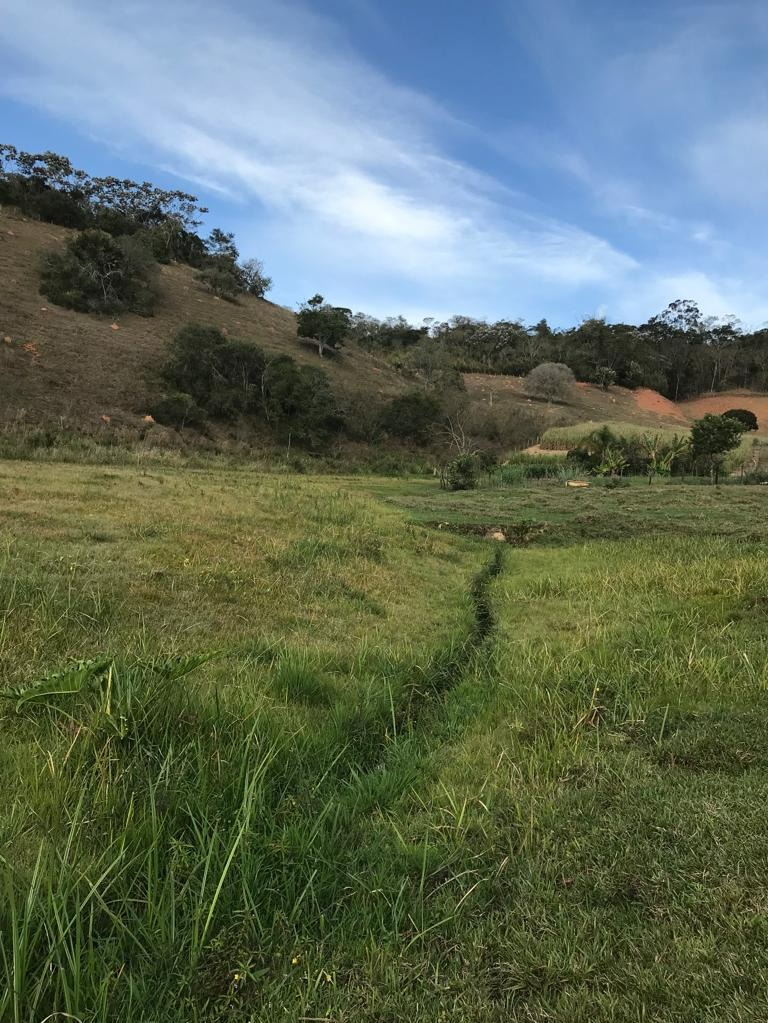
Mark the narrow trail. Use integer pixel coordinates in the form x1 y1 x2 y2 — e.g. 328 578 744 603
280 544 508 803
388 544 504 743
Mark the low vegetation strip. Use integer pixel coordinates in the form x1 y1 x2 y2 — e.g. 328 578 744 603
539 420 689 450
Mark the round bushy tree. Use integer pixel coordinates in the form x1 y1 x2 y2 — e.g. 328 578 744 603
690 413 745 483
523 362 576 402
297 294 351 357
723 408 758 431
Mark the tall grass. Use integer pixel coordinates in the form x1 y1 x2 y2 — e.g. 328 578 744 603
5 465 768 1018
539 420 689 450
0 549 501 1021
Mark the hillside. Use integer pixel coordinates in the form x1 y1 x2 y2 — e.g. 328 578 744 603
679 391 768 434
0 210 407 431
6 209 768 451
463 372 689 431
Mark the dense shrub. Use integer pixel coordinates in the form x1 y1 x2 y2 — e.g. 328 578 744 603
152 392 207 430
195 262 242 300
162 325 265 418
262 355 344 444
378 391 442 442
444 455 478 491
723 408 758 431
159 324 343 445
40 230 158 315
523 362 576 402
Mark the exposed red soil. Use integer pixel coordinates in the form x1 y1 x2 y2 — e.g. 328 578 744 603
679 391 768 433
632 388 689 423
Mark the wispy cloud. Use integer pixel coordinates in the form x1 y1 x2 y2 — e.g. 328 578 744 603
497 0 768 324
4 0 768 324
0 0 635 317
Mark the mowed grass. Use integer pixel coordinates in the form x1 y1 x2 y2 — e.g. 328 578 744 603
3 462 768 1019
374 473 768 544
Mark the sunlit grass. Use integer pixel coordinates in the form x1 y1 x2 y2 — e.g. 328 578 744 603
3 461 768 1019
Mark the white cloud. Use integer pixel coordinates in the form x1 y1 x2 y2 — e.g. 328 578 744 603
611 271 768 329
691 115 768 202
0 0 635 315
5 0 768 325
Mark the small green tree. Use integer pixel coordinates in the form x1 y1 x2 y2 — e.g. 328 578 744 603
639 433 688 484
297 294 351 357
444 455 478 491
595 365 617 390
689 414 745 483
239 258 272 298
205 228 239 261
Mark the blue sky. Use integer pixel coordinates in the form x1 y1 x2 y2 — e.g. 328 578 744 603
1 0 768 327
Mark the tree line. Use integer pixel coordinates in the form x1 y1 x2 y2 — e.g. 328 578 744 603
348 300 768 401
0 144 271 314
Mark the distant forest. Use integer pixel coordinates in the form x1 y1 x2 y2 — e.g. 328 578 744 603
3 144 767 401
349 302 768 402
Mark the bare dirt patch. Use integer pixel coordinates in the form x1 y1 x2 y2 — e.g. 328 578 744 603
679 391 768 433
632 388 689 423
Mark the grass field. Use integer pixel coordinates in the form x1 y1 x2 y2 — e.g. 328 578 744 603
3 463 768 1020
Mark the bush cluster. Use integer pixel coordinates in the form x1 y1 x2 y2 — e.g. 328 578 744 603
378 390 443 443
154 325 343 447
40 230 159 315
2 144 272 311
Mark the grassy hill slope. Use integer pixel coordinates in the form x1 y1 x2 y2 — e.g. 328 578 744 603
0 211 407 431
463 372 689 432
6 209 768 452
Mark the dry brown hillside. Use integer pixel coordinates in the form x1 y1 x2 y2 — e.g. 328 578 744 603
463 372 690 431
6 209 768 448
0 210 407 430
